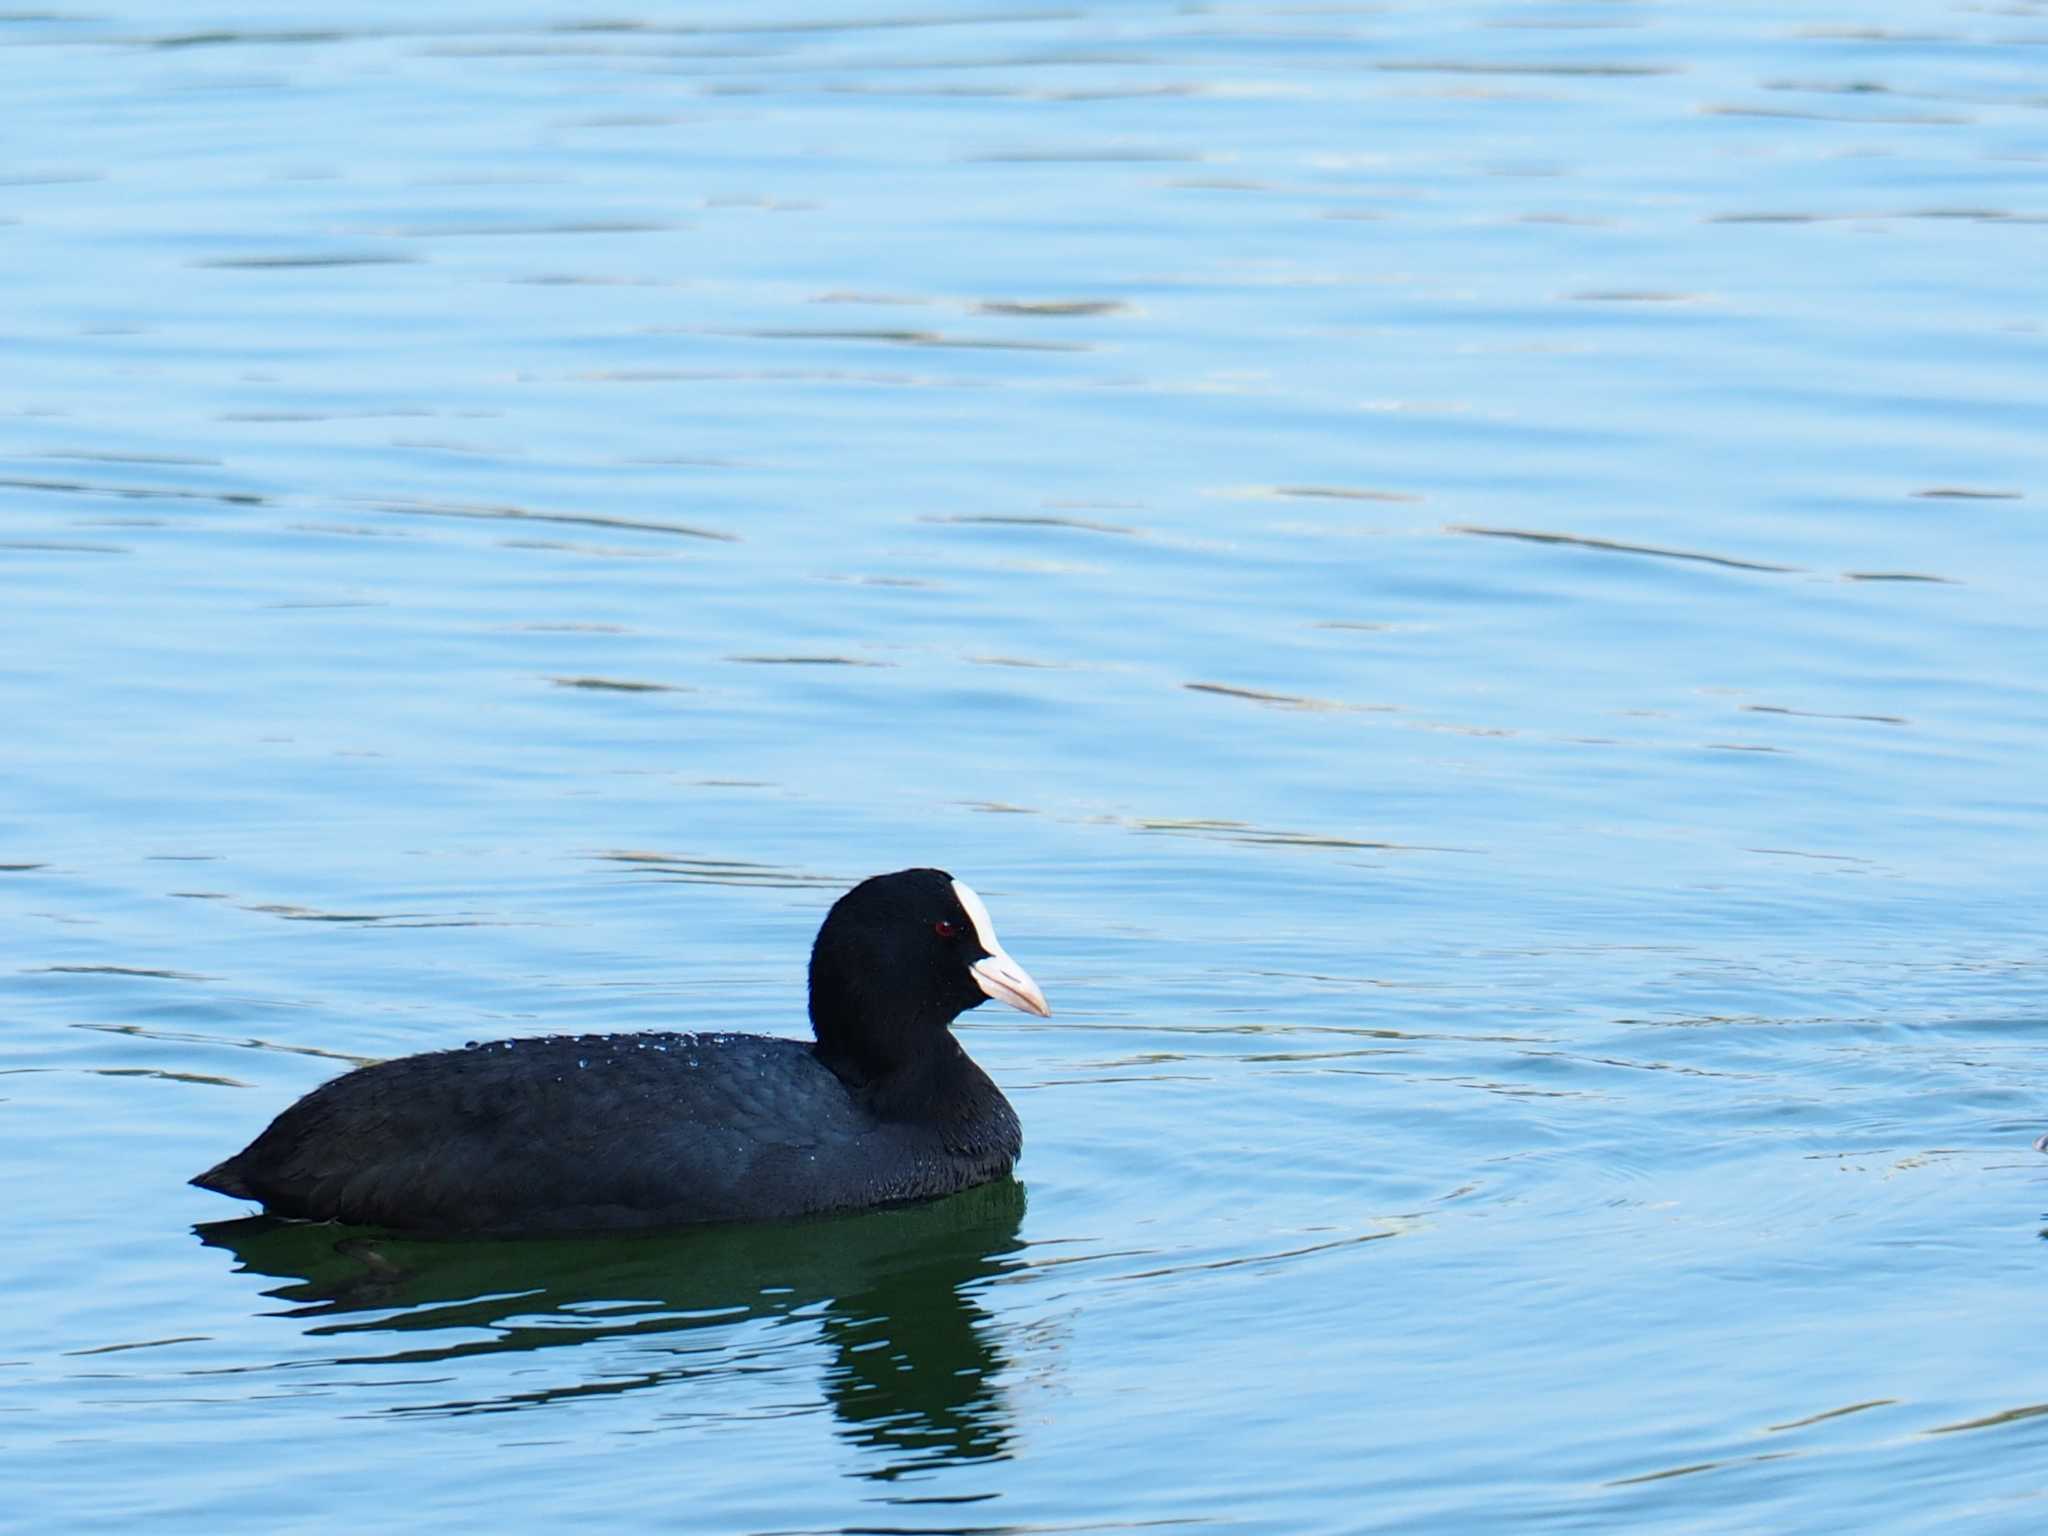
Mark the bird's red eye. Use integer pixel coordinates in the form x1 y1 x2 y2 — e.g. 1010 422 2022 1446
933 919 960 939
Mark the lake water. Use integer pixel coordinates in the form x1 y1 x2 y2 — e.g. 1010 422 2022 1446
4 2 2047 1530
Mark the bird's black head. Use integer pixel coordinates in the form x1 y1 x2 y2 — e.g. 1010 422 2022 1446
808 868 1049 1080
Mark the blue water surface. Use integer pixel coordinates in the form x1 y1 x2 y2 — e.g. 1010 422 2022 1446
4 2 2047 1531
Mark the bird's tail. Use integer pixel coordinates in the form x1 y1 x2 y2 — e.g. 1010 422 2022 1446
190 1157 256 1199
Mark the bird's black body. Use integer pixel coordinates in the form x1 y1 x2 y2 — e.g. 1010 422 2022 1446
191 869 1047 1235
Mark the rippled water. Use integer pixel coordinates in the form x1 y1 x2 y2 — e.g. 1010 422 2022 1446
5 2 2047 1531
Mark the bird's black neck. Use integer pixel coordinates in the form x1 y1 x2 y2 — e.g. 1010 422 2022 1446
813 1027 1003 1129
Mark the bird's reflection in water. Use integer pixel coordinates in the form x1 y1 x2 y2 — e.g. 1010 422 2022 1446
196 1179 1027 1478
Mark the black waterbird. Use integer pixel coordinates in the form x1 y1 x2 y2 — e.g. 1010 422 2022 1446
191 869 1050 1234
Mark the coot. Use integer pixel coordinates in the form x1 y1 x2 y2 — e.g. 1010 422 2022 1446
190 868 1050 1234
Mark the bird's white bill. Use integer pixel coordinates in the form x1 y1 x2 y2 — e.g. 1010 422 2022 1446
970 952 1051 1017
955 878 1052 1018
